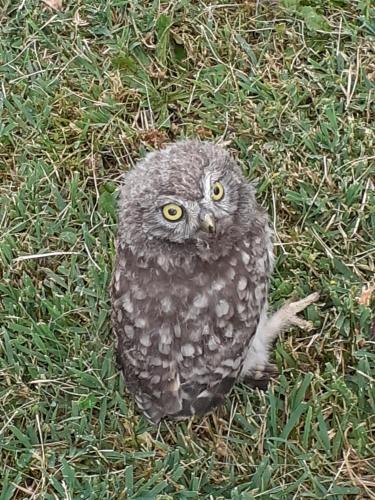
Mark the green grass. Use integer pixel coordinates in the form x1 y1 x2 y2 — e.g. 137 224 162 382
0 0 374 498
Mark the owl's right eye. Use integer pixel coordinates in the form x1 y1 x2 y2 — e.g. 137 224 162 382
162 203 183 222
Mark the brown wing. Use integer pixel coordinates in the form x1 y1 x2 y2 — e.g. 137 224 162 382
111 256 183 423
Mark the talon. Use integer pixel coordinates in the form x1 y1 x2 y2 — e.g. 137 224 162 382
305 320 314 332
242 363 279 390
286 292 320 315
290 317 314 331
305 292 320 304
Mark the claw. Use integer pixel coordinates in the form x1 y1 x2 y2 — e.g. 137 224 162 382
287 292 320 314
242 363 279 390
277 291 320 332
239 290 320 386
290 317 314 331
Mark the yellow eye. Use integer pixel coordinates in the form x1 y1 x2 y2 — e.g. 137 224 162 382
212 181 224 201
162 203 183 222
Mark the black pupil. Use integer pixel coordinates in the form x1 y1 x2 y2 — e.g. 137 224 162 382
214 186 220 195
169 207 177 216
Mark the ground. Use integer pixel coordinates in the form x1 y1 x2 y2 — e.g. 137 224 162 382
0 0 374 498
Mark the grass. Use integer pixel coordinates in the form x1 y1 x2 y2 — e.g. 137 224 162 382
0 0 374 498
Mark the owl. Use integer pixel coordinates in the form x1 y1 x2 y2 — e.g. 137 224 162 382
111 140 318 424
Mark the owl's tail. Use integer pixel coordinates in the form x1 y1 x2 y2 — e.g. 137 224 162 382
171 376 236 419
134 374 183 424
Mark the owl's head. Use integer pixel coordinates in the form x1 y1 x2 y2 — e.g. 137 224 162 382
118 140 258 253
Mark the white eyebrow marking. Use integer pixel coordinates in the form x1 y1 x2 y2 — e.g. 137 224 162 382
201 171 212 199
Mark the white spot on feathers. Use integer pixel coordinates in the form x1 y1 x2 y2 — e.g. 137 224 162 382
222 358 234 367
225 324 234 338
226 267 236 280
115 269 121 283
159 343 170 355
241 250 250 265
233 357 242 370
140 333 151 347
237 276 247 291
160 324 172 344
181 343 195 357
132 285 147 300
122 293 134 313
193 293 208 308
151 375 160 384
208 335 220 351
157 254 169 271
150 356 162 366
124 325 134 339
212 279 225 291
216 299 229 317
174 323 181 338
135 317 146 328
161 296 173 313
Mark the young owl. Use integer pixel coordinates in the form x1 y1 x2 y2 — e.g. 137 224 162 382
111 140 318 424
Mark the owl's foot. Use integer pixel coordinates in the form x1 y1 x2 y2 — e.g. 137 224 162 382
253 291 320 345
242 363 278 390
277 292 320 332
239 291 319 386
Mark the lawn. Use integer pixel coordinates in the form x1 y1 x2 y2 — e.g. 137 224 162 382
0 0 374 498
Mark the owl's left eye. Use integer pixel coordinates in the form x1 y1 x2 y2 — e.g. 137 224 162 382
212 181 224 201
162 203 183 222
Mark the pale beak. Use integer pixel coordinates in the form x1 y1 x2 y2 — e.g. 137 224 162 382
199 211 216 234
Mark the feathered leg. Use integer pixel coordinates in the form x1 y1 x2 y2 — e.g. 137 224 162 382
240 292 319 388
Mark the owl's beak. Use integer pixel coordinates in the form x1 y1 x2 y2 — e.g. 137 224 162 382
199 211 216 234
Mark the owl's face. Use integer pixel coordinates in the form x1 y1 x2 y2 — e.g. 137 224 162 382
143 169 241 243
118 140 256 250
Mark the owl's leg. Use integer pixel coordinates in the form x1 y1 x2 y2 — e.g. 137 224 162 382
240 292 319 388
